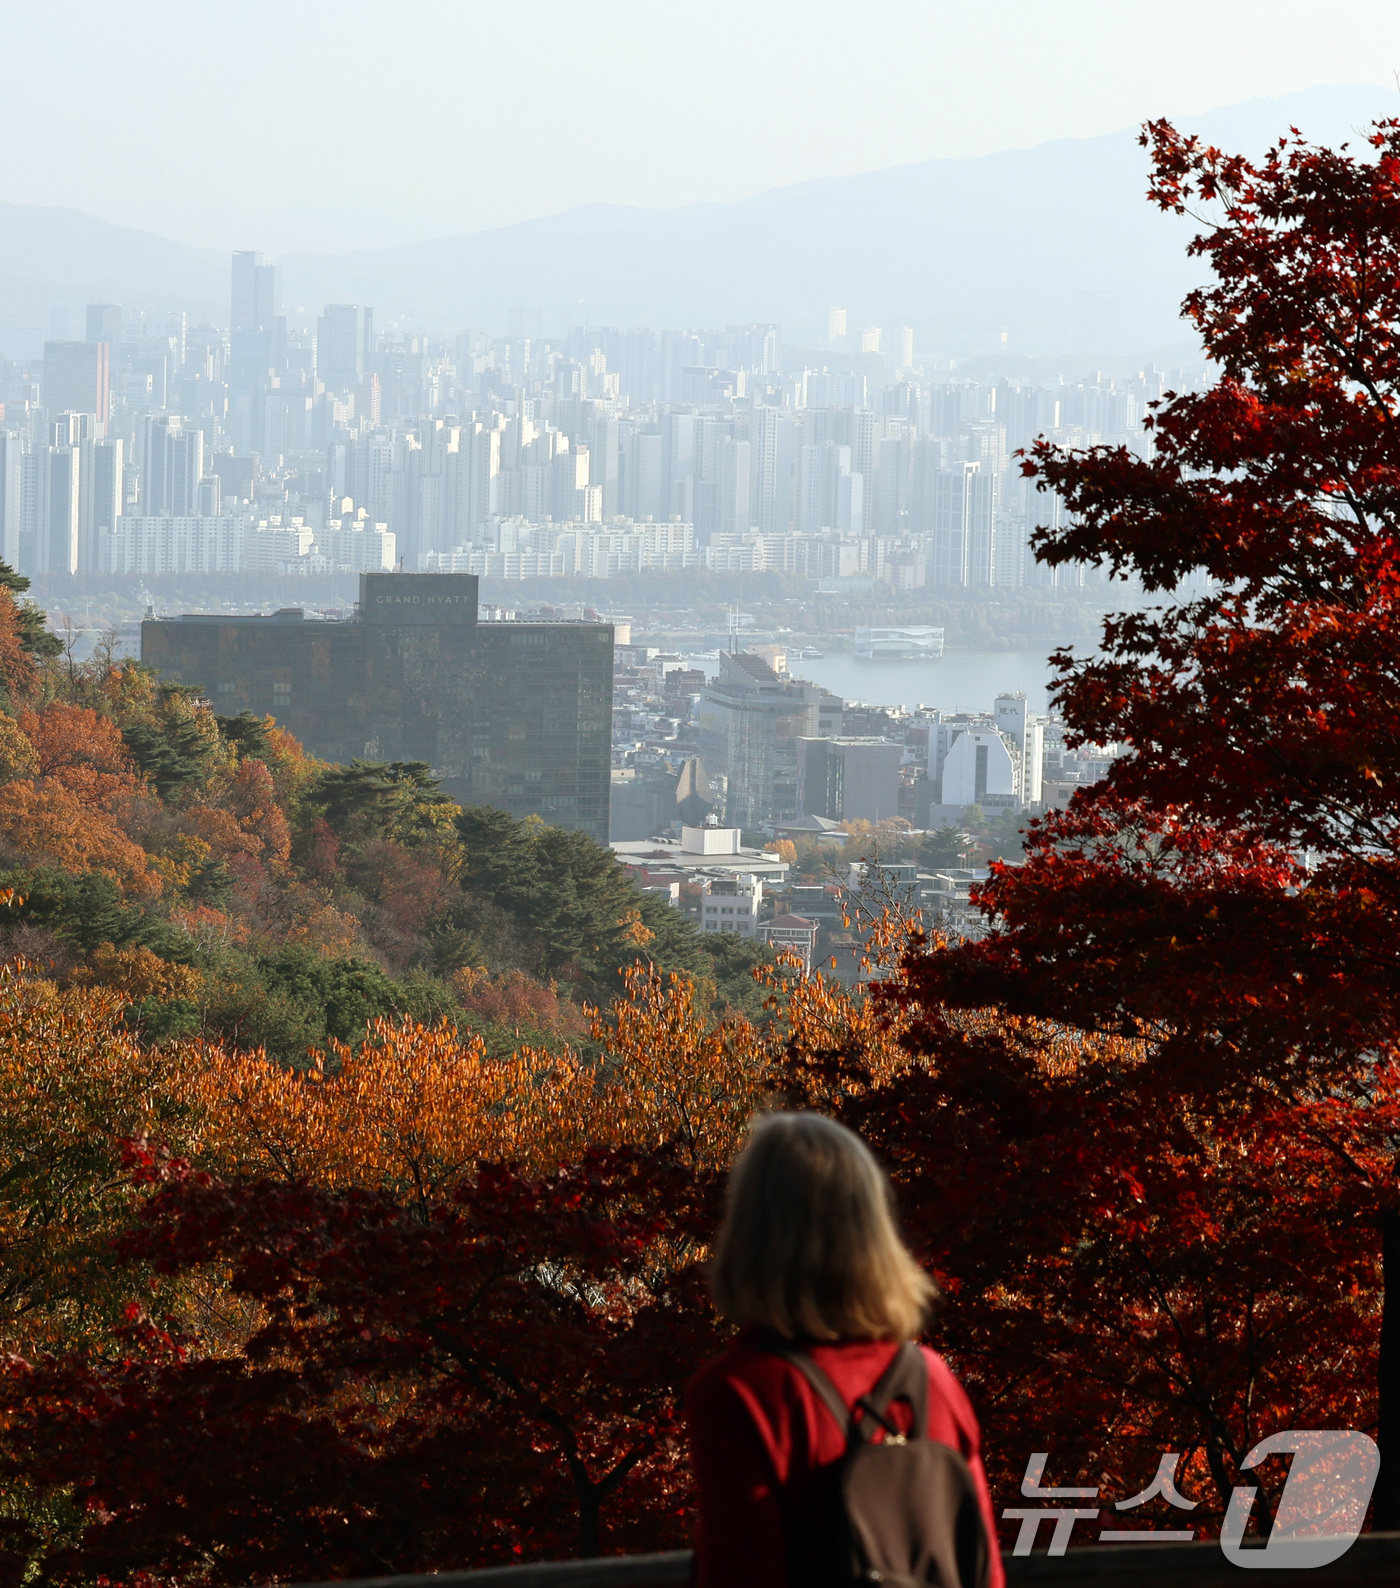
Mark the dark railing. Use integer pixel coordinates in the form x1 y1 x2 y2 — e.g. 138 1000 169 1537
289 1557 690 1588
286 1531 1400 1588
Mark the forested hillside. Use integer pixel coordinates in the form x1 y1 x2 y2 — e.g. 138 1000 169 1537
0 566 770 1065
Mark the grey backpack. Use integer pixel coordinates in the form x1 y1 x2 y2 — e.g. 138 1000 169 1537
773 1342 991 1588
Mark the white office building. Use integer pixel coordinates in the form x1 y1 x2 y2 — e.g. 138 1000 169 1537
699 873 763 937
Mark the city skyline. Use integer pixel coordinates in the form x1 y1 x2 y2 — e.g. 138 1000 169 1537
0 244 1181 593
2 81 1399 355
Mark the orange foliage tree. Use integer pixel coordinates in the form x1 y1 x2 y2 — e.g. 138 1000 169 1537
0 589 40 709
18 705 143 810
188 1018 613 1199
0 782 161 898
0 705 158 896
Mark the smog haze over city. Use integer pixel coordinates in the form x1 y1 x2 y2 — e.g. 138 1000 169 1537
2 0 1399 766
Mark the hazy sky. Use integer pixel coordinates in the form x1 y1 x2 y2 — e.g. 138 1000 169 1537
4 0 1400 255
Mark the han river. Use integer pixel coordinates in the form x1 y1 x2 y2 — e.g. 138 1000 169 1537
682 648 1083 716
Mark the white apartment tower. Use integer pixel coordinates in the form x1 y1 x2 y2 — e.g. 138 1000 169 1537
931 462 998 586
993 692 1045 805
0 433 21 567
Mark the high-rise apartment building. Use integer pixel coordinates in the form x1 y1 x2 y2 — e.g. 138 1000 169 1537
17 447 40 572
0 433 21 567
959 419 1007 476
718 438 750 535
873 432 910 535
85 437 124 571
797 444 826 535
316 304 372 392
626 431 664 523
552 443 591 522
930 462 998 586
38 415 86 575
142 417 204 517
141 572 614 842
798 441 854 535
837 470 863 536
849 408 877 485
750 407 786 534
589 415 619 518
42 341 110 426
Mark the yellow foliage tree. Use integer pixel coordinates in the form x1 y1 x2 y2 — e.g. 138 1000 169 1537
74 943 202 1004
183 909 932 1210
0 962 205 1353
586 964 773 1174
0 716 38 783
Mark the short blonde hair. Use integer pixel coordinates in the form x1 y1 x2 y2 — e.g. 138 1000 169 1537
709 1112 936 1342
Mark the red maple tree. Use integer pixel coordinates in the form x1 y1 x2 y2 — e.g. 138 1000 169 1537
879 117 1400 1529
0 1145 720 1585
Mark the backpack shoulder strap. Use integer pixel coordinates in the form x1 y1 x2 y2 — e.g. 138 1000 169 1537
762 1340 932 1448
763 1342 855 1444
854 1341 931 1444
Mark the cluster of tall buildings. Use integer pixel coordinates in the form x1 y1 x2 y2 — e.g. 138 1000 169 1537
614 630 1117 840
0 250 1192 584
696 655 1053 830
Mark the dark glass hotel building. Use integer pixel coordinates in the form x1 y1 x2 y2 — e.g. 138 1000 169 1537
141 572 613 842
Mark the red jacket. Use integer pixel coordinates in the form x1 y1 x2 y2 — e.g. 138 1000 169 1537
686 1332 1004 1588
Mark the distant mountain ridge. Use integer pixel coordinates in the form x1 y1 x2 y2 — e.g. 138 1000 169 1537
2 83 1396 356
0 207 226 338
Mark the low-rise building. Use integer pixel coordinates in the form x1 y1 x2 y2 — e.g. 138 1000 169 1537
917 867 993 941
636 878 681 908
780 882 846 926
797 736 903 822
772 814 846 843
611 823 789 885
700 874 762 936
939 726 1021 809
761 912 818 970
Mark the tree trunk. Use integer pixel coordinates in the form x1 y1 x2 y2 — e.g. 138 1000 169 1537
577 1484 601 1558
1373 1206 1400 1531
